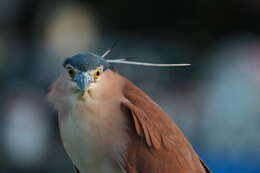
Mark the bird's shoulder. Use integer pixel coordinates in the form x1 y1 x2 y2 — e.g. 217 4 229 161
120 77 211 173
121 77 189 150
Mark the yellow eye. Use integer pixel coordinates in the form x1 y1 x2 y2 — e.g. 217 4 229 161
67 67 75 78
94 68 102 79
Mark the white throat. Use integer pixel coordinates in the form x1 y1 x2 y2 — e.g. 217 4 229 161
57 71 128 173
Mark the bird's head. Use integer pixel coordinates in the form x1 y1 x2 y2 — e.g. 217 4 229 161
62 52 110 99
48 51 190 107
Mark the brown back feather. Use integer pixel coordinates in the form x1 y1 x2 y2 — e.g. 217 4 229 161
121 77 211 173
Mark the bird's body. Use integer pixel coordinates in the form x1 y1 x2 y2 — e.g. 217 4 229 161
50 70 128 173
48 53 211 173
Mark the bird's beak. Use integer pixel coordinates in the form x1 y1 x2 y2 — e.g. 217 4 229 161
73 72 92 92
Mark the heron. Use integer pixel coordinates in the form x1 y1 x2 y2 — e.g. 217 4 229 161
47 51 211 173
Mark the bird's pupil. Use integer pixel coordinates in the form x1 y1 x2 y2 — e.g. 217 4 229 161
67 67 75 78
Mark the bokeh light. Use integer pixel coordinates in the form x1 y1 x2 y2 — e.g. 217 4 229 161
0 0 259 172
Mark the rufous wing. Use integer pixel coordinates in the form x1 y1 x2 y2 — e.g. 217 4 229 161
121 77 211 173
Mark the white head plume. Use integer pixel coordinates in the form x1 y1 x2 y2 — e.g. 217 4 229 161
101 44 191 67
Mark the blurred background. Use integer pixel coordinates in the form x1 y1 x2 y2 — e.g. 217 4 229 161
0 0 260 172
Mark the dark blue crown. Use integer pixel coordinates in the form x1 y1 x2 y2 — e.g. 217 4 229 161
63 52 109 71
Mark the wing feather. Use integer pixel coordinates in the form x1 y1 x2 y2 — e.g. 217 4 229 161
121 77 211 173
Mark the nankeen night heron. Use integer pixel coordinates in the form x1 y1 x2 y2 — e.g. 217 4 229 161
47 51 211 173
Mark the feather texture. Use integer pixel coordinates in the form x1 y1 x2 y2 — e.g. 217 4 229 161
49 70 211 173
121 78 211 173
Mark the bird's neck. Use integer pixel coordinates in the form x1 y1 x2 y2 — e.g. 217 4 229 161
57 71 129 173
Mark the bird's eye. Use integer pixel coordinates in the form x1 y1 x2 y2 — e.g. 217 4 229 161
67 67 75 78
94 69 102 79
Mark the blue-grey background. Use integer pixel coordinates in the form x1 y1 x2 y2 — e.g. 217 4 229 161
0 0 260 172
